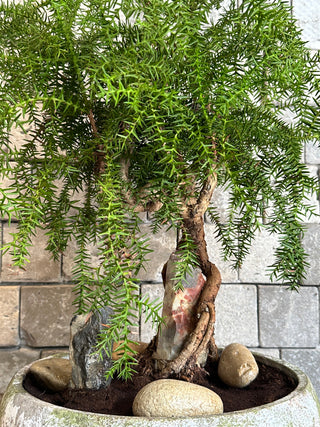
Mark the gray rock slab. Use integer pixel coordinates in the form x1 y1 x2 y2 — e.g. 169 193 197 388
215 284 259 347
140 283 164 343
282 348 320 398
69 307 113 389
0 348 39 393
259 285 319 347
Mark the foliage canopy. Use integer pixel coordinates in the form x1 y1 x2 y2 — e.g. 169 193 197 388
0 0 319 377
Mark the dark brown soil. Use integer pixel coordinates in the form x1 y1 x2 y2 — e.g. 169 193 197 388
23 357 296 416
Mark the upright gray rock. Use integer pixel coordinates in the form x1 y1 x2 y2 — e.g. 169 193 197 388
69 307 113 389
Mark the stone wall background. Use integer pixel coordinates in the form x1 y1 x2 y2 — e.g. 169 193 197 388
0 0 320 398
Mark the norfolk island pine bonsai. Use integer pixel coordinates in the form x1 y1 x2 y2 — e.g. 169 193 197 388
0 0 320 390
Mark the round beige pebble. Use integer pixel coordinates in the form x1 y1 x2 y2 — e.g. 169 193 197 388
132 379 223 417
218 343 259 388
29 358 72 392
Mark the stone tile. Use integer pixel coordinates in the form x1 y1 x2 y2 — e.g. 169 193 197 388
0 162 18 221
238 229 280 283
204 223 238 283
282 348 320 398
62 237 100 281
0 286 19 346
249 348 280 359
0 348 40 393
292 0 320 50
299 166 320 223
136 225 177 282
8 124 33 152
206 184 231 224
2 223 61 282
208 0 232 24
305 140 320 164
21 285 75 347
215 284 259 347
302 224 320 285
140 283 164 343
259 286 319 347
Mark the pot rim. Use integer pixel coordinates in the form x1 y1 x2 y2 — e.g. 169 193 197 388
1 351 313 421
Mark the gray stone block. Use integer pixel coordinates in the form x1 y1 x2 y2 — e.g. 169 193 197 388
0 286 19 346
259 286 319 347
21 285 75 347
62 237 101 281
282 348 320 398
0 348 40 393
292 0 320 50
2 224 61 282
302 224 320 285
299 166 320 223
215 284 259 347
305 140 320 164
140 283 164 343
136 225 176 282
204 223 238 283
206 184 231 224
249 348 280 358
238 229 280 283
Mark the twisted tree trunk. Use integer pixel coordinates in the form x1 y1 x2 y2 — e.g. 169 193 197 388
152 174 222 379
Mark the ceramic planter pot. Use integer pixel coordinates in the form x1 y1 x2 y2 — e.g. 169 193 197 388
1 353 319 426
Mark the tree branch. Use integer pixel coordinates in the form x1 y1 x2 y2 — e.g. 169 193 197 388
120 157 163 212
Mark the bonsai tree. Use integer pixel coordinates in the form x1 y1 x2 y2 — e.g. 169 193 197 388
0 0 319 381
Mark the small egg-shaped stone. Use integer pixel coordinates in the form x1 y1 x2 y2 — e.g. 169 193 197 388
218 343 259 388
132 379 223 417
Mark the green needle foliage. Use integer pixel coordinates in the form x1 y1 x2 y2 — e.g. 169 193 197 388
0 0 320 378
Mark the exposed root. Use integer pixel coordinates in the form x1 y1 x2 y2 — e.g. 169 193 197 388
193 302 216 364
159 300 217 378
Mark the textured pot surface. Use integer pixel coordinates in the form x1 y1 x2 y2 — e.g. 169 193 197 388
1 353 320 427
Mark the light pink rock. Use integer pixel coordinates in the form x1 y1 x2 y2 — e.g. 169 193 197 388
153 252 205 361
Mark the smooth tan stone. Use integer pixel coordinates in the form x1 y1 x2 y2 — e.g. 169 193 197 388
132 379 223 417
29 358 72 392
218 343 259 388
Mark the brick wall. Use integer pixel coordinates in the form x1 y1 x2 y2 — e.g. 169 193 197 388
1 0 320 398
